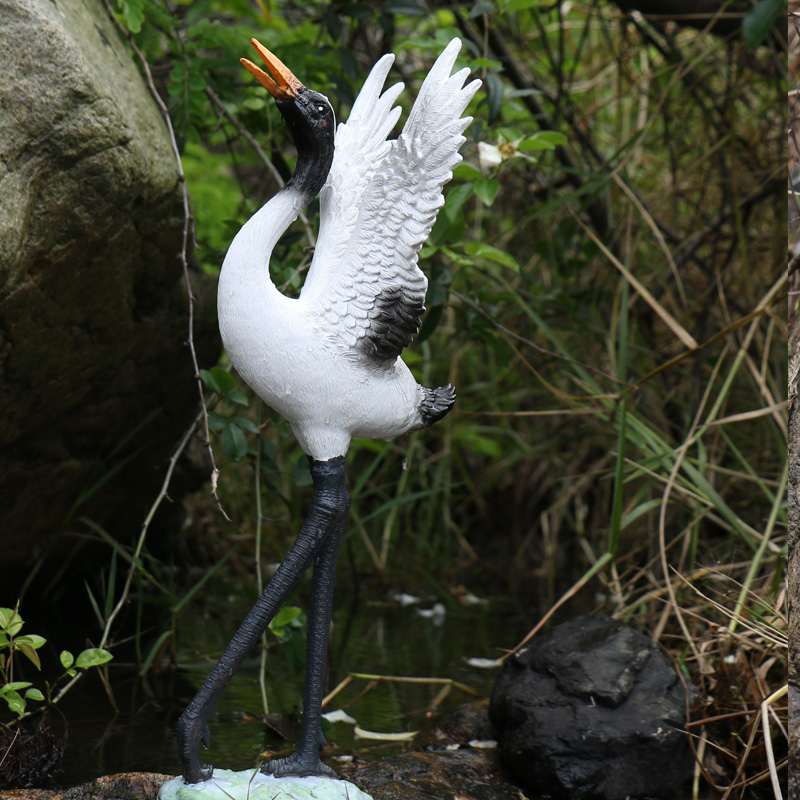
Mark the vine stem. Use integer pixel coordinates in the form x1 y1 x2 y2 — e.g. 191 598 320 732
102 0 229 520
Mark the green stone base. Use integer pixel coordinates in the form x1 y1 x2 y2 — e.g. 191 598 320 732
158 768 374 800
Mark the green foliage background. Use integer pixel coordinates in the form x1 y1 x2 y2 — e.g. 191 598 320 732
97 1 786 792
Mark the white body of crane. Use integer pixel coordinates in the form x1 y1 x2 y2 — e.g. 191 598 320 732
217 39 480 461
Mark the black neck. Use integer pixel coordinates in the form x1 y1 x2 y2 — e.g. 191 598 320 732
277 95 335 205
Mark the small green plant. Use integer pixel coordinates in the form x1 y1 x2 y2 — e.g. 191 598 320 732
0 606 113 719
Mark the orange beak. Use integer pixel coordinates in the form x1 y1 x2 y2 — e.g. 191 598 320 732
241 38 304 99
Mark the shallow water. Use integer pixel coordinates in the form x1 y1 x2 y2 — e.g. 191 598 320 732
52 594 527 785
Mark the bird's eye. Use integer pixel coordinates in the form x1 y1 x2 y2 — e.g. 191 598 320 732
317 105 325 113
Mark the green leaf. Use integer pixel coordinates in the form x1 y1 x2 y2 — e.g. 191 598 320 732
443 182 475 224
221 424 248 462
484 72 504 123
16 635 45 650
742 0 785 48
519 131 568 151
1 682 33 693
207 411 227 432
60 651 75 670
505 0 542 9
474 178 500 206
24 688 44 702
15 641 41 670
230 416 260 434
229 391 250 407
472 57 503 70
243 96 267 111
210 367 236 392
116 0 144 33
429 182 473 246
269 607 302 633
453 162 483 182
0 608 23 637
3 690 25 717
200 368 221 394
469 1 495 17
464 242 520 271
75 648 113 669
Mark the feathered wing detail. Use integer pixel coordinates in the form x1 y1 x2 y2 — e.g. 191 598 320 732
300 53 404 300
303 38 481 363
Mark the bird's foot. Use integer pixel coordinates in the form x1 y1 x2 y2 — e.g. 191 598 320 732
262 750 337 779
176 704 214 784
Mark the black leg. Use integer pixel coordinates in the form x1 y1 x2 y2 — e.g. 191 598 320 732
263 480 345 778
176 456 349 784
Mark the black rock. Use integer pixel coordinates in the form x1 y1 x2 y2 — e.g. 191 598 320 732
489 616 694 800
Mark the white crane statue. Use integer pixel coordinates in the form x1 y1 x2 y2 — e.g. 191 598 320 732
174 36 481 787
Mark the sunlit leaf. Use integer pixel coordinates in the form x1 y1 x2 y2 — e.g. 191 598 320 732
0 608 23 637
1 682 33 693
75 648 113 669
464 242 519 271
116 0 144 33
16 634 45 650
3 690 25 717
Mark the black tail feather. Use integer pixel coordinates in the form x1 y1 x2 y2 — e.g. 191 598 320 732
420 383 456 426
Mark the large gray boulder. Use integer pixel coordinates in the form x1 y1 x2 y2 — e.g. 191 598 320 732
0 0 218 572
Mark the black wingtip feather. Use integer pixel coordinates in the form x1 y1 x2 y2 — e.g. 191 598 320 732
361 287 425 363
420 383 456 426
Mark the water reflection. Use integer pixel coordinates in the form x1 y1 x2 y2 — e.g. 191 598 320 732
54 596 523 785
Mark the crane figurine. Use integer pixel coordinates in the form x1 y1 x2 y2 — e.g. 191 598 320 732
174 37 481 788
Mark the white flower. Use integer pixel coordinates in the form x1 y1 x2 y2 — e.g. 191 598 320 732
478 141 503 173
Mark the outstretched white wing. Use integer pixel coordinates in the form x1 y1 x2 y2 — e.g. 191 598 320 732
301 38 481 363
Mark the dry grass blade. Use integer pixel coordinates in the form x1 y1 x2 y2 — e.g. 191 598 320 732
573 214 699 349
761 685 788 800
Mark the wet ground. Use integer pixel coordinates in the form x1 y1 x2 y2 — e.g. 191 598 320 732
49 593 528 785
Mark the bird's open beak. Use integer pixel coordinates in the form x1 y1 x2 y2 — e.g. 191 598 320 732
241 39 305 100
